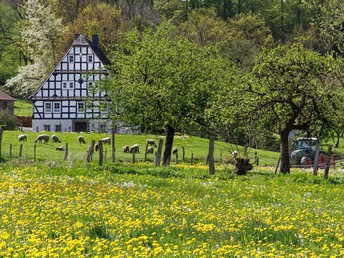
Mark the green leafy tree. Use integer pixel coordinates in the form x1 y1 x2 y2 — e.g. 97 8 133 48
4 0 63 97
101 21 234 165
61 2 124 57
209 40 341 173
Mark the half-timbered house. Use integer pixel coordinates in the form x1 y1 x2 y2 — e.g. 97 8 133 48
31 34 111 132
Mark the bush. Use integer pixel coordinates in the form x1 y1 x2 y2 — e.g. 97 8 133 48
0 110 19 130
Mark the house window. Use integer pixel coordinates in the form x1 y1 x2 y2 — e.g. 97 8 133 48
54 102 61 113
44 124 51 131
88 55 93 63
68 55 74 63
63 82 67 88
77 102 85 113
2 101 7 109
45 102 52 113
69 82 74 88
55 124 61 132
100 124 106 132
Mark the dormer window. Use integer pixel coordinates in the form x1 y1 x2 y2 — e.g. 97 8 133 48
68 55 74 63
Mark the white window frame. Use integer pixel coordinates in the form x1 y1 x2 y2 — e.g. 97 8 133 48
68 55 74 63
63 82 67 89
45 102 52 113
69 82 74 88
77 102 85 113
53 102 61 113
88 54 93 63
55 124 61 132
44 124 51 132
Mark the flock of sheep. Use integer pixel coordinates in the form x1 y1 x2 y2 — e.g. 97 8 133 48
17 134 178 155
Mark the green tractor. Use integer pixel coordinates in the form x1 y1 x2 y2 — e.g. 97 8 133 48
290 137 327 166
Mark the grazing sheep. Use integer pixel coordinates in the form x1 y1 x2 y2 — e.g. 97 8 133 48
56 147 65 151
146 146 154 154
146 139 156 146
78 136 86 144
129 144 140 153
172 147 178 154
123 145 130 153
18 134 27 142
102 137 111 145
232 151 238 158
34 134 49 144
52 134 61 143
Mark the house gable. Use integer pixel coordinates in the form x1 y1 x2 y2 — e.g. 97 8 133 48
31 34 111 132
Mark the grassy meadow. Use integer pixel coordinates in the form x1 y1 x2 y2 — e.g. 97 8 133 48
0 130 279 166
1 131 344 256
0 161 344 257
13 99 32 117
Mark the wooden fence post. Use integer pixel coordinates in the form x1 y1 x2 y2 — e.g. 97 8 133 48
0 128 3 159
112 129 115 163
64 143 68 161
34 144 36 162
182 147 185 161
175 151 179 164
132 151 136 164
98 140 103 166
275 156 281 174
208 136 215 175
19 144 23 158
313 144 320 176
9 144 12 160
191 153 194 165
220 149 223 164
324 146 332 179
86 140 95 162
144 143 148 161
154 139 163 166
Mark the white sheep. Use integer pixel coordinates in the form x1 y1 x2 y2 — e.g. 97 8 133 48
52 135 61 143
34 134 49 144
18 134 27 142
102 137 111 145
129 144 139 153
78 136 86 144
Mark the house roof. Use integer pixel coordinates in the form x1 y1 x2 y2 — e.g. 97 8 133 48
73 34 110 65
0 90 15 101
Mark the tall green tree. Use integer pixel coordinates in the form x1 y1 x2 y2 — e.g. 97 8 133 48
209 40 341 173
4 0 63 97
101 21 235 165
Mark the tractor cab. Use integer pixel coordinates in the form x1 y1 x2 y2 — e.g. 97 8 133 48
290 137 324 165
293 137 318 151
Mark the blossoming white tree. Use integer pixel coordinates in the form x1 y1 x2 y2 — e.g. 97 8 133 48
5 0 63 97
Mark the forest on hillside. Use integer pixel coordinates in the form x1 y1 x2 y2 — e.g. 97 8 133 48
0 0 341 88
1 0 344 173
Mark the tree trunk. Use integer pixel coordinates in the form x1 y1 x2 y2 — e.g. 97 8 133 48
280 130 291 174
163 125 175 166
334 131 340 148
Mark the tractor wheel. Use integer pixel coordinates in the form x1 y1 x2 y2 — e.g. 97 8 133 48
318 153 327 165
301 156 312 166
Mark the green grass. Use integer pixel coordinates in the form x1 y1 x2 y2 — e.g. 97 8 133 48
0 130 280 166
14 99 32 116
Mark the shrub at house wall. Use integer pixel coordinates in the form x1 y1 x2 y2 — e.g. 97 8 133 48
0 110 19 130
